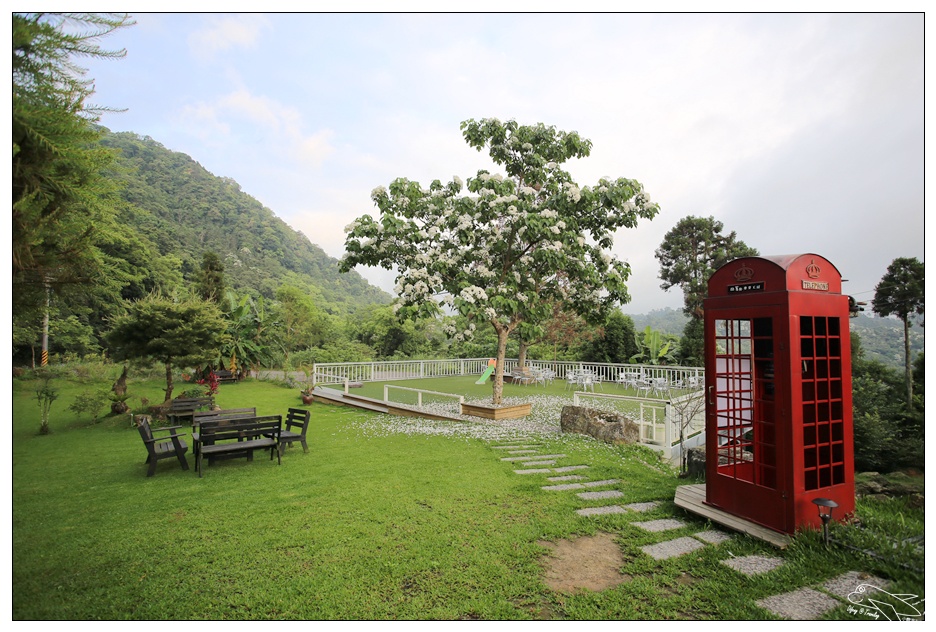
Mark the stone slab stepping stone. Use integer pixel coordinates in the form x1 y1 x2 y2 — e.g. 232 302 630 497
633 518 686 532
624 502 659 513
524 460 558 466
543 483 586 491
508 450 539 455
721 554 785 576
501 454 566 462
577 490 624 500
492 444 541 449
542 479 620 491
641 536 705 560
583 479 620 488
822 571 889 599
576 505 628 517
517 464 589 475
547 475 587 482
693 530 733 545
756 587 841 620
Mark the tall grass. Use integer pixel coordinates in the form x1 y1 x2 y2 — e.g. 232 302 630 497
11 372 925 620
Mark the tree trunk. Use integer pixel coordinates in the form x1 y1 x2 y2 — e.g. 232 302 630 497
112 365 128 397
904 317 913 412
518 340 529 369
492 327 510 405
164 359 175 402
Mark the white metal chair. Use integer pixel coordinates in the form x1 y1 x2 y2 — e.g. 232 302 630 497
635 379 653 397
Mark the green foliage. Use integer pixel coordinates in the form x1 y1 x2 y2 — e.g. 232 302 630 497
873 257 924 412
196 251 225 303
849 313 924 370
341 118 659 403
67 389 110 423
873 257 925 323
220 290 277 374
12 13 134 319
630 325 678 365
99 131 390 313
274 285 332 354
579 311 638 364
106 294 225 401
655 215 758 319
677 317 704 366
850 338 923 472
34 369 58 434
347 304 447 359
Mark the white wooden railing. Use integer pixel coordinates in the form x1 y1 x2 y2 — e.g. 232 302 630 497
311 358 706 462
383 384 464 408
313 358 704 388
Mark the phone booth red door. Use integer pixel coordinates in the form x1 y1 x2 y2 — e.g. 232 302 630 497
705 308 790 532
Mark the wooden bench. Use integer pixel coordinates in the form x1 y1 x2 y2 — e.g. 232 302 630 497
191 407 256 428
215 369 238 383
167 396 213 425
278 407 311 455
137 417 189 477
193 416 282 477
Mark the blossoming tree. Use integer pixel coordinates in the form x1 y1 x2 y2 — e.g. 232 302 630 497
340 118 659 404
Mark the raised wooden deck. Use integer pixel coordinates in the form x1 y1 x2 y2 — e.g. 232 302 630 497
674 484 792 549
311 387 467 422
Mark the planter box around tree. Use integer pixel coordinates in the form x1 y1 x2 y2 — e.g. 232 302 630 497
460 402 532 420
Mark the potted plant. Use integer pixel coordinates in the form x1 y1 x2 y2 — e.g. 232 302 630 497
299 364 316 404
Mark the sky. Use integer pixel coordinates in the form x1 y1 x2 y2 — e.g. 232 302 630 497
75 9 925 316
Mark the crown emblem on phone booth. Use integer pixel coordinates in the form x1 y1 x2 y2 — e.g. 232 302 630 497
734 263 755 282
805 259 821 279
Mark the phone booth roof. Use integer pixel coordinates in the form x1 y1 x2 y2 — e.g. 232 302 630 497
707 253 843 299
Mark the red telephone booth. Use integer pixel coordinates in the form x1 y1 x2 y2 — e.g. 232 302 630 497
703 254 855 535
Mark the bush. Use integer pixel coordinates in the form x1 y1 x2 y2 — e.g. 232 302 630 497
67 389 111 423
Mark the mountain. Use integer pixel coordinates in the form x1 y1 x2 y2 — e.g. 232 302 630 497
100 130 391 313
849 312 924 368
624 307 689 336
621 307 921 370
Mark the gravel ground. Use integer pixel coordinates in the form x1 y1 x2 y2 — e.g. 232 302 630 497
347 394 568 442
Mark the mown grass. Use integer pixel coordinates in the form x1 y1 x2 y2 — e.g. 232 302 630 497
11 372 925 620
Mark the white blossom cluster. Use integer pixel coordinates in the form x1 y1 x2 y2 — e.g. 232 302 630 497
459 285 488 304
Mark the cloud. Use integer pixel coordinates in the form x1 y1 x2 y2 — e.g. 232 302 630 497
187 14 271 58
83 13 921 316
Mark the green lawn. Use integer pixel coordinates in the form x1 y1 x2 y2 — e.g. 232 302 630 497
12 372 924 620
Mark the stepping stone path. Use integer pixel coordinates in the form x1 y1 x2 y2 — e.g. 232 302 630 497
634 518 687 532
542 479 619 491
577 490 624 500
642 536 706 560
490 440 889 620
722 554 785 575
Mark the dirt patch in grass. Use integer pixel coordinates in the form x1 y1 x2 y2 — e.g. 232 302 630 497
538 531 632 592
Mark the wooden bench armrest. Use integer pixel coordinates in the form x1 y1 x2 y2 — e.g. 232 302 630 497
144 434 188 445
152 425 186 433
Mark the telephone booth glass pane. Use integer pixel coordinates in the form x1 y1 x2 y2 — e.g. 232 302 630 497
801 316 846 491
713 318 778 489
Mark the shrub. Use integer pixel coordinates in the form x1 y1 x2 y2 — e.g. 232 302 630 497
67 390 111 423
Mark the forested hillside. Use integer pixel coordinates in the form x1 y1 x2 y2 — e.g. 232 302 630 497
624 307 921 371
101 130 390 314
850 312 924 368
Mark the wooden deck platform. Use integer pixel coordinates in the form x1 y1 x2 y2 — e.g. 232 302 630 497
674 483 792 549
311 387 467 422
